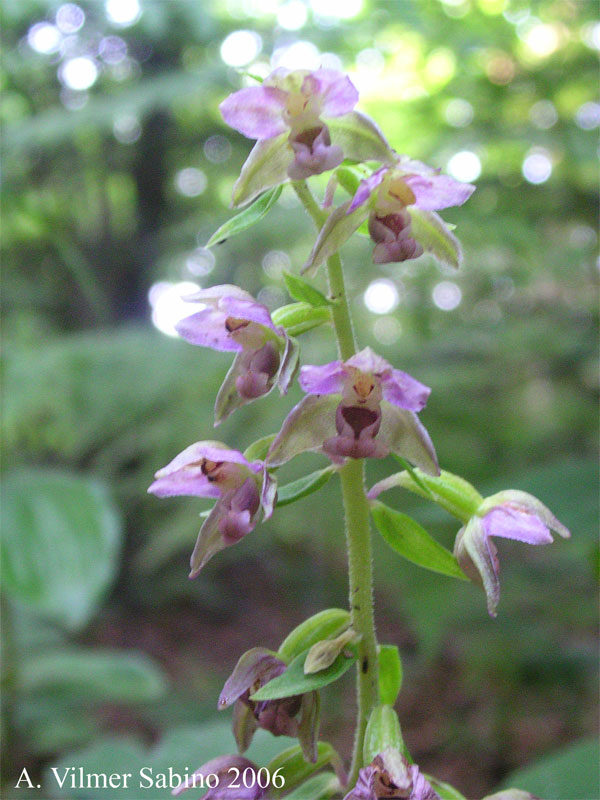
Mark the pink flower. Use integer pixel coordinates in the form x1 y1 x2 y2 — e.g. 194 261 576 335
344 749 440 800
267 347 438 474
148 442 276 577
348 158 475 265
220 68 359 179
454 490 570 615
176 285 298 425
172 755 266 800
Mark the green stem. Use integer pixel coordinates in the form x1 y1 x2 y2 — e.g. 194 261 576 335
293 181 379 783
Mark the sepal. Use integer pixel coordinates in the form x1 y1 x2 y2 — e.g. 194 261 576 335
302 201 369 277
363 705 406 765
478 490 570 539
232 133 292 208
377 403 439 476
328 111 396 165
267 395 340 467
409 208 463 270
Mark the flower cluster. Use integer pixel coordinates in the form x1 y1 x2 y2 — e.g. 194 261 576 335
150 64 569 800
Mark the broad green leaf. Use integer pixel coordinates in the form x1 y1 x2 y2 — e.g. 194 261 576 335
206 186 282 247
267 742 344 797
378 644 403 705
244 434 277 462
271 302 331 336
426 776 467 800
363 705 405 764
370 502 467 580
283 772 341 800
499 737 599 800
251 647 356 701
283 271 333 307
232 133 291 207
277 467 336 507
409 208 462 270
304 629 358 674
278 608 350 662
1 470 122 630
370 468 483 523
302 201 369 277
21 648 168 703
329 111 396 165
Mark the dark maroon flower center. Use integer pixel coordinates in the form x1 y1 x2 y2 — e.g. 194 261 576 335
340 405 379 438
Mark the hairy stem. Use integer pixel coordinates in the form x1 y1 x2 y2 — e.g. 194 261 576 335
293 181 379 783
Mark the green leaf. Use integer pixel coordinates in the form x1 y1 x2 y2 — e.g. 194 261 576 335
283 272 333 307
1 469 122 630
277 467 336 507
278 608 351 663
206 186 282 246
266 742 344 798
251 647 356 701
271 302 331 336
283 772 341 800
363 705 405 765
302 201 369 277
328 111 396 165
378 644 403 705
409 208 463 270
370 502 467 580
500 737 599 800
232 133 291 207
244 434 277 462
371 468 483 523
21 648 168 703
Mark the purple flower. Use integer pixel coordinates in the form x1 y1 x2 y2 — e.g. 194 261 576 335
454 490 570 616
219 647 320 762
348 158 475 265
343 749 440 800
220 68 359 179
172 754 266 799
267 347 438 474
148 442 276 577
176 285 298 425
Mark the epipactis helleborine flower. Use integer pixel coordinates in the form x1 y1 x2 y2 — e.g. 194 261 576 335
220 68 359 180
267 347 438 474
148 441 276 578
219 647 319 762
343 748 440 800
176 285 298 425
171 754 266 800
349 157 475 265
454 490 570 616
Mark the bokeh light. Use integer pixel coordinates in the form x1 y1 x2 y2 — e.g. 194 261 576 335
56 4 85 34
113 114 141 144
522 149 552 184
272 40 321 69
59 57 99 91
277 1 308 30
204 135 232 164
148 281 203 337
27 23 61 54
575 102 600 130
432 281 462 310
220 30 262 66
364 279 400 314
99 36 127 64
175 168 208 197
445 98 474 127
310 0 363 20
105 0 141 27
447 150 481 182
529 99 558 129
186 248 215 277
373 315 402 345
262 250 291 279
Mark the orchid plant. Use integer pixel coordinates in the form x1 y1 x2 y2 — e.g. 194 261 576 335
149 67 570 800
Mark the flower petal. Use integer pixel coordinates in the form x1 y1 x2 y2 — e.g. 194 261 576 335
175 309 242 352
172 754 265 799
148 442 249 498
219 647 286 708
454 517 500 616
219 296 279 332
303 70 359 117
482 507 554 545
188 497 232 578
266 394 340 467
220 86 288 139
345 346 390 375
232 133 293 208
348 167 387 212
183 284 254 304
404 173 475 211
261 469 277 520
381 369 431 412
299 361 346 395
479 490 570 539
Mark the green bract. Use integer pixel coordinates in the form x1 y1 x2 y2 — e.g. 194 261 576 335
363 705 406 765
278 608 351 663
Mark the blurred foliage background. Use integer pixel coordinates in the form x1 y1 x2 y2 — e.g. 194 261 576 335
1 0 598 797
